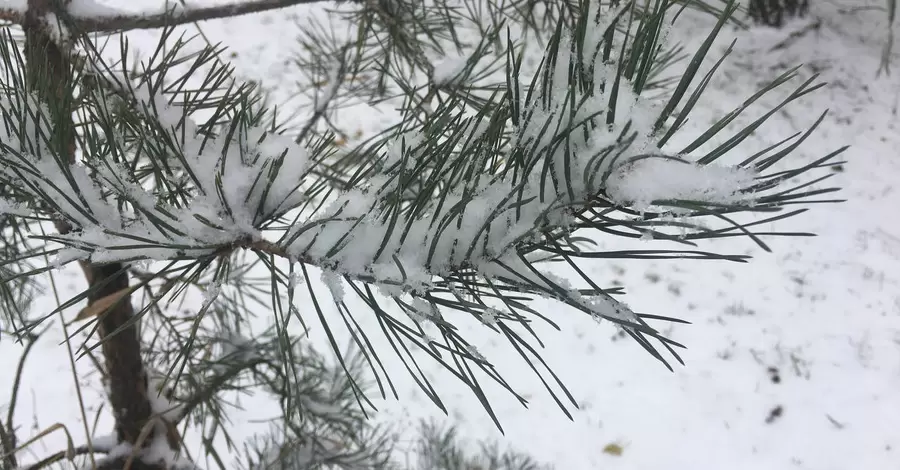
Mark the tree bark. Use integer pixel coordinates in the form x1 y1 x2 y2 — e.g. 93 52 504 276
748 0 810 27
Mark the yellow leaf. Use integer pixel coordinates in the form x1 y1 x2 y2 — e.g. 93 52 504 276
72 286 135 322
602 443 624 456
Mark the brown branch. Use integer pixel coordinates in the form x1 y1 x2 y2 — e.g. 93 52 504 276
246 239 292 259
3 0 342 33
22 0 171 465
0 425 15 470
96 454 196 470
21 444 110 470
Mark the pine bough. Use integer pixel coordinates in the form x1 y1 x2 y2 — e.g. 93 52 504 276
0 0 842 434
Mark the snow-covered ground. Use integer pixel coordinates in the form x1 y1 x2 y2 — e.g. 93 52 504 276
2 1 900 469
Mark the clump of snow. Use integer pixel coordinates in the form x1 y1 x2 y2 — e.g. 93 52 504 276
405 308 428 324
480 308 499 326
147 374 182 421
142 428 196 470
404 296 441 325
0 198 29 217
287 270 305 290
212 332 258 375
42 13 71 46
431 55 471 86
89 433 119 452
465 343 486 362
320 269 344 303
200 281 221 310
67 0 124 18
298 396 344 420
605 157 757 210
101 441 134 462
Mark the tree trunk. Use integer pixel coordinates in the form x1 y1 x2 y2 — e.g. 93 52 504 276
22 1 174 467
748 0 810 27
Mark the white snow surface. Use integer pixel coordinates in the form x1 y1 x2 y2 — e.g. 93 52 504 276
2 2 900 470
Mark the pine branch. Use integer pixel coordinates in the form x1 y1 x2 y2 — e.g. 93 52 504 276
1 0 843 435
1 0 352 33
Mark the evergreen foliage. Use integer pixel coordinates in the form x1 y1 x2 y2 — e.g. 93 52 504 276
0 0 843 468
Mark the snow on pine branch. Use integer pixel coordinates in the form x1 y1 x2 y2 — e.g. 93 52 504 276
0 3 762 327
605 156 757 210
0 56 311 262
277 6 760 323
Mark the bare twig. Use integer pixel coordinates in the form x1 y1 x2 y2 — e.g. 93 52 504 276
22 444 110 470
1 0 346 33
769 17 822 52
4 330 45 462
296 45 350 143
246 239 293 259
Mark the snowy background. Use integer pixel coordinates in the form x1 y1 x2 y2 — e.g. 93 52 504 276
2 1 900 469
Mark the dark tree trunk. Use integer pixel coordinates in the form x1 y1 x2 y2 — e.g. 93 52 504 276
22 1 176 468
748 0 810 27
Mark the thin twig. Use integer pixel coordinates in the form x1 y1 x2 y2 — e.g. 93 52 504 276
5 331 44 449
769 17 822 52
296 45 350 143
246 239 294 259
21 445 110 470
